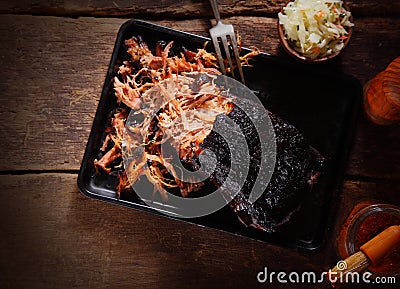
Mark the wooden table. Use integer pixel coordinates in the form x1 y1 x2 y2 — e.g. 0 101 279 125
0 1 399 288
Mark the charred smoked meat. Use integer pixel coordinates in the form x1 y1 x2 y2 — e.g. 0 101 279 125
198 98 323 233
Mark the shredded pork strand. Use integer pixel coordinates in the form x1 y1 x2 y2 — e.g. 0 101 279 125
121 74 235 198
94 109 128 174
95 35 260 197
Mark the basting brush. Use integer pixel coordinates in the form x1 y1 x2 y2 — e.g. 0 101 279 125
328 225 400 288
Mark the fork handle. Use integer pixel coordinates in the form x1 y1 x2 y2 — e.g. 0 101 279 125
209 0 221 22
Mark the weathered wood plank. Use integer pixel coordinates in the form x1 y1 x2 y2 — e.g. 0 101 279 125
0 173 320 289
0 0 399 18
1 173 398 288
345 118 400 180
0 16 126 171
0 15 399 181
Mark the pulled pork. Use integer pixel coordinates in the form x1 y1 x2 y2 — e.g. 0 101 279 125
94 35 260 197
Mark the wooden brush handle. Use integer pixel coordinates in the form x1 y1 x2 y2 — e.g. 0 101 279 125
360 225 400 265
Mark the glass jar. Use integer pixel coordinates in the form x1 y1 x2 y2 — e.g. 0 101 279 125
337 202 400 277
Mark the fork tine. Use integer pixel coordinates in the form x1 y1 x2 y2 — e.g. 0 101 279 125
208 0 245 83
211 36 226 75
221 36 236 79
230 34 245 84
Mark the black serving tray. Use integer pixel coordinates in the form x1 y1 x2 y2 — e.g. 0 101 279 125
78 19 362 252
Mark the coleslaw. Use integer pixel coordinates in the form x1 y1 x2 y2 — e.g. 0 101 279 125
278 0 354 59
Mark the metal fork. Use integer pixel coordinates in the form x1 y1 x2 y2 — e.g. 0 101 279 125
209 0 245 84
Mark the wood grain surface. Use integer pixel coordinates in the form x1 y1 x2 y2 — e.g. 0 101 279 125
1 174 399 288
0 1 399 288
0 0 399 17
0 15 399 178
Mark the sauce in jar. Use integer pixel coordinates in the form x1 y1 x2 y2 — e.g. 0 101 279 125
354 211 400 274
337 202 400 277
